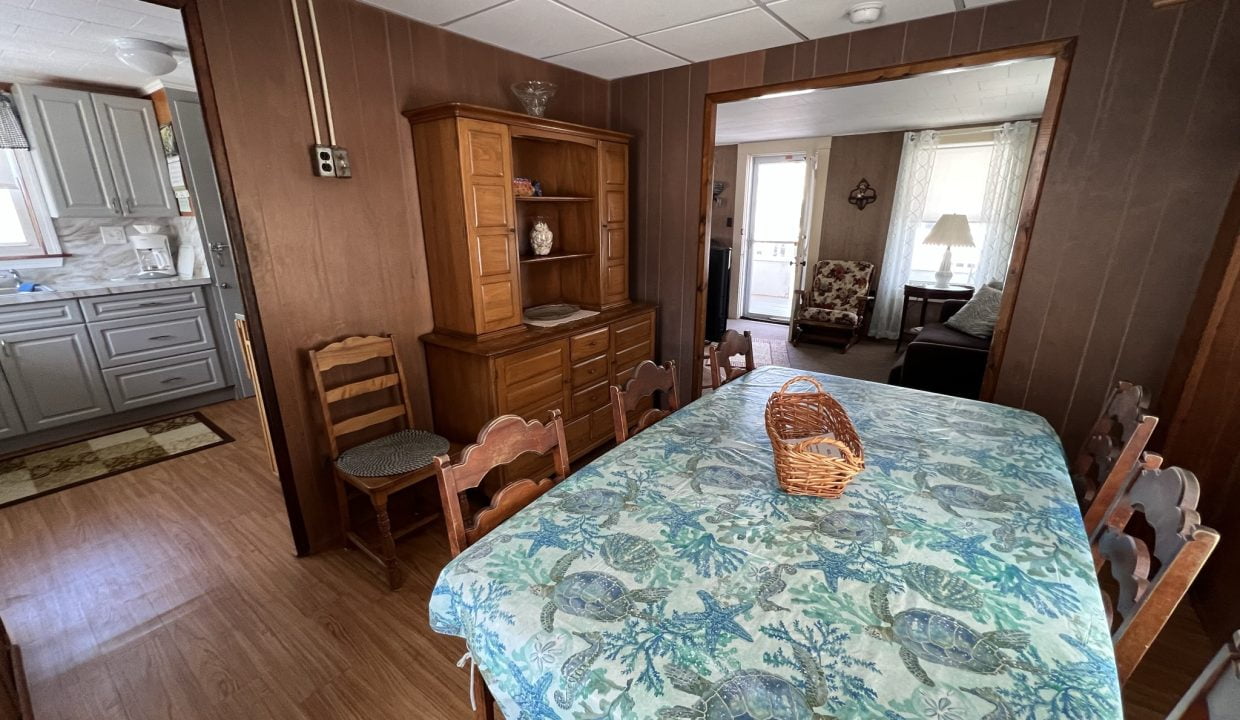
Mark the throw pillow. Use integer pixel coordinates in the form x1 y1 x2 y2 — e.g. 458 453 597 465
945 285 1003 338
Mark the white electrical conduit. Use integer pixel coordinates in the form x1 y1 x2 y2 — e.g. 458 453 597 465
305 0 337 146
290 0 321 146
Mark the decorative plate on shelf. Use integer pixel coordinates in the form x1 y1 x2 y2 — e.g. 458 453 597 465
524 303 579 321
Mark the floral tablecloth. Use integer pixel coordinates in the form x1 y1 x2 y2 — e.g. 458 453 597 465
429 365 1120 719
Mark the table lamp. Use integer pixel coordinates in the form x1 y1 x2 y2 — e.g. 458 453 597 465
923 214 974 288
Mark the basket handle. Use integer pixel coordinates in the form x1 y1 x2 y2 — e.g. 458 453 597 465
792 435 862 465
777 375 826 395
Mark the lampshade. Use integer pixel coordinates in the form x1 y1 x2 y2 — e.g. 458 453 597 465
922 214 975 248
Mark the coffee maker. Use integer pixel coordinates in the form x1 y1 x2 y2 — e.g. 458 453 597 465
130 225 178 279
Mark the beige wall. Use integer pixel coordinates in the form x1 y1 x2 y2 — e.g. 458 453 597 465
815 131 904 287
710 145 737 241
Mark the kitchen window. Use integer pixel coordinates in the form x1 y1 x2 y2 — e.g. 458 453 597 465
0 148 63 267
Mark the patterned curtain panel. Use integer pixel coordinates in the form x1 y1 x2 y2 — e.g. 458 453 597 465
869 130 939 339
970 121 1036 287
0 92 30 150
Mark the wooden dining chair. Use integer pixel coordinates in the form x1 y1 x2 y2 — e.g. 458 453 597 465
1092 463 1220 686
433 411 570 718
708 329 755 390
1073 380 1158 536
309 334 450 590
1 616 32 720
1167 629 1240 719
610 359 680 443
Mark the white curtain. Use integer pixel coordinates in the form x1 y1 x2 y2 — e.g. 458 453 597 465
870 130 938 339
970 121 1036 287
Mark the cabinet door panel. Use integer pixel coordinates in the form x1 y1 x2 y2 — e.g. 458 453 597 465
458 119 521 334
598 141 630 306
0 373 26 439
91 94 178 217
12 85 118 217
1 325 112 431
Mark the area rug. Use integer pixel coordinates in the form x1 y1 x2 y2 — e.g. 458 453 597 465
0 413 232 509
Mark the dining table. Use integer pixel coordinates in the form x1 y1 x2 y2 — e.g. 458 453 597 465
428 365 1122 719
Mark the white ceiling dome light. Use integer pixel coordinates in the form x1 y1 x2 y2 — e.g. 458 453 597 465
113 38 184 76
847 1 885 24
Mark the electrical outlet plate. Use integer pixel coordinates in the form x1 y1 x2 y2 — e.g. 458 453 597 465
100 226 128 245
332 146 351 178
311 145 335 177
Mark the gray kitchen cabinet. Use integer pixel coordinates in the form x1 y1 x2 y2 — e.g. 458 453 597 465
0 325 113 431
11 84 119 217
0 373 26 439
92 94 178 217
12 84 177 218
88 308 215 369
102 349 225 411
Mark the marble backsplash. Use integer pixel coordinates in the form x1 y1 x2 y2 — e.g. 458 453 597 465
28 216 209 288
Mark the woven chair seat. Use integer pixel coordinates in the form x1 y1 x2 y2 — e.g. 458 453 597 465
335 429 449 477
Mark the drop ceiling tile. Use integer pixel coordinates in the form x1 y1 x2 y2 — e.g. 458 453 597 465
129 15 186 42
31 0 144 29
357 0 501 26
3 6 80 32
556 0 752 36
548 38 684 79
766 0 956 40
447 0 623 58
641 8 799 63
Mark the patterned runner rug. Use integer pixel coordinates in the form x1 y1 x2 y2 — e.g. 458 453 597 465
0 413 232 508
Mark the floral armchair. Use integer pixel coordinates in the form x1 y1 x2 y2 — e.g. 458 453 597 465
791 260 876 351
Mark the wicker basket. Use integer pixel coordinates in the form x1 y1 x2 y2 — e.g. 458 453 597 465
764 375 865 498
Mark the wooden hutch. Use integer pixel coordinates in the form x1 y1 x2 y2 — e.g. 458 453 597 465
405 103 655 467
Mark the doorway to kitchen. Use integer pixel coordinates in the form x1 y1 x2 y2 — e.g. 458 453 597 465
740 153 811 323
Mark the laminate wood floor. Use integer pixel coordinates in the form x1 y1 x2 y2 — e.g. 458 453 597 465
0 399 1219 719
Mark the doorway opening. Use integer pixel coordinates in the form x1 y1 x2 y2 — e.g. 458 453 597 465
0 0 299 549
698 41 1073 399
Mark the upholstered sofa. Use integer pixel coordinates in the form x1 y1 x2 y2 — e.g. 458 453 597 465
889 299 990 399
791 260 875 352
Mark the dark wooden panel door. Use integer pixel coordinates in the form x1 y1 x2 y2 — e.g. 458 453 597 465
459 119 522 334
599 141 629 307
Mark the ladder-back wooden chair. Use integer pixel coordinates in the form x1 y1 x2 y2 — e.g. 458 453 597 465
433 411 570 718
708 329 755 390
1092 463 1220 686
309 334 449 590
1167 629 1240 719
1 616 32 720
1073 380 1158 536
610 359 680 443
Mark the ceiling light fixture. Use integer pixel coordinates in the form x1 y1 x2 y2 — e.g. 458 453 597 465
114 38 182 76
846 1 885 24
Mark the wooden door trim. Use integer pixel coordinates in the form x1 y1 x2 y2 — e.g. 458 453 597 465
692 39 1076 401
142 0 309 555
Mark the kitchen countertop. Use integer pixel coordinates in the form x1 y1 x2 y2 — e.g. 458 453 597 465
0 277 213 306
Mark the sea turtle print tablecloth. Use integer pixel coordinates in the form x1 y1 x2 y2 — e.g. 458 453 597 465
429 365 1121 719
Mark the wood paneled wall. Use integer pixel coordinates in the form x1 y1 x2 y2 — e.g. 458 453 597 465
609 0 1240 450
192 0 608 550
1159 177 1240 643
815 131 903 281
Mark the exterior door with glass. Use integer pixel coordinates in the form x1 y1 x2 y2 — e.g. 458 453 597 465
742 154 810 322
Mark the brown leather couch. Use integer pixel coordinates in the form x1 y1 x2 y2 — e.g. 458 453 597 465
888 299 990 400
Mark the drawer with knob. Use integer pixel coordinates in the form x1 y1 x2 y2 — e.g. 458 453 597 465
101 349 225 411
87 308 216 368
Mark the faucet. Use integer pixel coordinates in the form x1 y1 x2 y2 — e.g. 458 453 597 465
0 270 20 290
